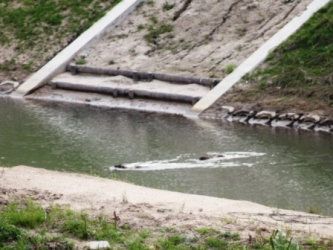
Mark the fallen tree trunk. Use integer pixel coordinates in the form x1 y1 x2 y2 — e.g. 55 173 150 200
66 65 220 88
49 81 202 104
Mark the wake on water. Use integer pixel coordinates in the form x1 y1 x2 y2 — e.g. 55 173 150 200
109 152 266 171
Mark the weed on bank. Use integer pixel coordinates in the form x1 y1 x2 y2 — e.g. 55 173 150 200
0 200 333 249
244 2 333 102
0 0 121 77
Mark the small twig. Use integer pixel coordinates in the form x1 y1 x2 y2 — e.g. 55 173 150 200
0 167 5 179
248 234 253 244
43 207 48 220
113 211 120 229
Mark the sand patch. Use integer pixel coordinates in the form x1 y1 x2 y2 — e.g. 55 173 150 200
1 166 333 241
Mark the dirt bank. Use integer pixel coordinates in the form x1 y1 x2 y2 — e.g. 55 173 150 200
83 0 312 79
200 83 333 119
52 0 333 118
2 166 333 242
5 0 330 117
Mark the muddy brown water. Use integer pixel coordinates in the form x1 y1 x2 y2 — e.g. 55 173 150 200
1 97 333 215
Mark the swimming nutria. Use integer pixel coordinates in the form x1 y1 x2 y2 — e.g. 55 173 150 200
114 164 126 169
199 156 210 161
199 155 224 161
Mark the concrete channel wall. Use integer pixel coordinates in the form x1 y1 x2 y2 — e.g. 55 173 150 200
187 0 331 118
14 0 144 97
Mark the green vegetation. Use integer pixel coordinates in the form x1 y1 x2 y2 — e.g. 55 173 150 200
1 200 332 249
146 0 155 6
75 58 87 65
137 24 146 31
246 2 333 102
282 0 294 3
235 27 247 37
225 63 235 74
0 60 16 72
0 200 74 249
0 0 121 76
144 23 173 45
149 15 159 24
270 230 300 250
0 0 121 46
162 2 176 12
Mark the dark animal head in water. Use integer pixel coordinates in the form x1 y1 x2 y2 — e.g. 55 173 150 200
199 156 210 160
114 164 126 169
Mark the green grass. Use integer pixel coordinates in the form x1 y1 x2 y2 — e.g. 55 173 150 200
0 201 74 249
0 220 22 244
1 200 332 249
137 24 146 31
0 0 121 75
162 2 176 12
75 58 87 65
144 23 173 44
225 63 235 74
246 2 333 99
0 0 121 44
270 230 301 250
3 200 45 229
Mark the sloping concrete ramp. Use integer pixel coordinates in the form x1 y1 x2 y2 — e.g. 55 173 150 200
188 0 331 117
27 84 200 116
50 70 210 104
27 66 211 116
15 0 331 118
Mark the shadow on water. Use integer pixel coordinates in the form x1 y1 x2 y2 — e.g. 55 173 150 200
1 98 333 215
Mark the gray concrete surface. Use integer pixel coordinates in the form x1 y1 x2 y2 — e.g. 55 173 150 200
188 0 331 118
51 72 209 98
27 86 193 116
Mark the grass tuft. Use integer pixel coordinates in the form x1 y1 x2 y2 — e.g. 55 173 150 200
75 58 87 65
144 23 173 44
269 229 301 250
2 200 45 229
225 63 235 75
0 220 22 245
162 2 175 11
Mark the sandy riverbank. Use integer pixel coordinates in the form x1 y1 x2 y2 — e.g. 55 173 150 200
1 166 333 241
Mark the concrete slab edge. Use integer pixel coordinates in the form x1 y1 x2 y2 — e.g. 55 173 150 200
26 93 192 116
13 0 144 97
187 0 331 118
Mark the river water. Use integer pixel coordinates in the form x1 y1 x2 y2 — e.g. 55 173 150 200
1 98 333 215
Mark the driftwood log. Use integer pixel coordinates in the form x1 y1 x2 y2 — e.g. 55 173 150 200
49 81 201 104
66 65 220 88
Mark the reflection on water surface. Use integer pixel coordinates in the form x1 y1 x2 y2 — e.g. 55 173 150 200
1 98 333 215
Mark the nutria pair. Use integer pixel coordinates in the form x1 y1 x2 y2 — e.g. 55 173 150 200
113 164 143 169
199 155 224 161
